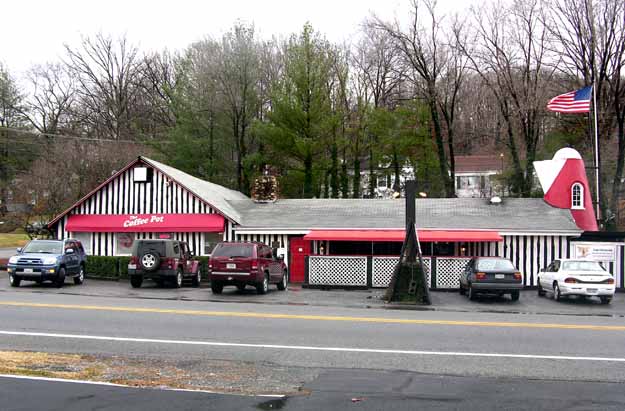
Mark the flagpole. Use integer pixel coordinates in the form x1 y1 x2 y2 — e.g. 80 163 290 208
587 0 600 225
592 83 601 223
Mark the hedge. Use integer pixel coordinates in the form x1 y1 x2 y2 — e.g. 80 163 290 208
85 255 209 281
85 256 120 280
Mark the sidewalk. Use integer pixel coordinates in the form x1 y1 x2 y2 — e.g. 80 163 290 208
1 276 624 318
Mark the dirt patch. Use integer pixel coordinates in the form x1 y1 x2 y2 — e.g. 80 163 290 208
0 351 315 396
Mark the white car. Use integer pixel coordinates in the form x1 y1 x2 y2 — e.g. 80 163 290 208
537 259 615 304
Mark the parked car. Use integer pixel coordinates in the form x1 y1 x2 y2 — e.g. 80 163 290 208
537 259 615 304
127 239 201 288
459 257 523 301
7 239 87 288
208 242 288 294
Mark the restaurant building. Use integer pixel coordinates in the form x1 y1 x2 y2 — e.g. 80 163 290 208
48 155 625 290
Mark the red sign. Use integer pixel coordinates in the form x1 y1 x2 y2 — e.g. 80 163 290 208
66 214 225 233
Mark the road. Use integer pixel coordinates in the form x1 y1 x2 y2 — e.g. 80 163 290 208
1 284 625 409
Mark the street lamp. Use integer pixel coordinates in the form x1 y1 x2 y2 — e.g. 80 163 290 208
499 153 504 173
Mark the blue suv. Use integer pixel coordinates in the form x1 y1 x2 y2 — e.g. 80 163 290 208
7 239 87 288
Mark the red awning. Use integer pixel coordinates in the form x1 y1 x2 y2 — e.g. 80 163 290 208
65 214 225 233
303 230 502 242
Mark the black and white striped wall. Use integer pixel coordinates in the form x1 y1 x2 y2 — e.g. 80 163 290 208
52 163 238 256
464 234 624 288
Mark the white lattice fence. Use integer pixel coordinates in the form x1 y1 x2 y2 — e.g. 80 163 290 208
372 257 432 288
308 256 368 286
434 257 470 288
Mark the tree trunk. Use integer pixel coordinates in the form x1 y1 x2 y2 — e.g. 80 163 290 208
330 143 339 198
428 97 452 197
208 111 215 180
369 147 376 197
352 157 361 199
392 150 401 192
340 148 349 198
304 150 313 198
610 117 625 227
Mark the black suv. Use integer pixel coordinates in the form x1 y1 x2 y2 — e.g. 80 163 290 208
7 239 87 288
128 239 202 288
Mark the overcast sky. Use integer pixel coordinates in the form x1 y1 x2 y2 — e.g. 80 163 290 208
2 0 473 75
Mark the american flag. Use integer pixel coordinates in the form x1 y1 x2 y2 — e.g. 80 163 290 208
546 86 592 113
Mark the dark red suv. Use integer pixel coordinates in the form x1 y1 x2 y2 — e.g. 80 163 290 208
208 242 288 294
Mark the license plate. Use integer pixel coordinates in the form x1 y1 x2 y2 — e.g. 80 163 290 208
587 288 598 293
495 274 505 279
23 268 33 274
128 264 136 270
227 263 236 269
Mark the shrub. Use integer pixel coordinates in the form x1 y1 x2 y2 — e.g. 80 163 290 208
85 256 119 279
196 256 210 280
117 256 132 279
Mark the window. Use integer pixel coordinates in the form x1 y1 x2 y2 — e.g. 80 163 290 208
211 244 254 258
476 258 515 271
115 233 135 256
72 233 91 255
203 232 223 255
571 183 584 209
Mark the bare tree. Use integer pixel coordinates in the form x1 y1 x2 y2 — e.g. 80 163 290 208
215 23 261 194
64 33 143 140
352 27 403 197
549 0 625 224
459 0 556 196
21 63 76 134
370 0 463 197
138 50 179 134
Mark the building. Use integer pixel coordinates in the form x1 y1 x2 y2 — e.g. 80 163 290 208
48 154 625 290
454 155 504 198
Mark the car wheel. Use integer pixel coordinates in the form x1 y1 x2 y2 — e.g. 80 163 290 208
236 284 246 292
537 280 546 297
9 274 20 287
510 291 520 301
468 284 477 301
174 269 183 288
277 270 288 291
600 296 612 305
140 252 160 272
74 265 85 285
191 269 201 287
211 281 223 294
459 283 466 295
553 283 561 301
256 273 269 295
55 267 66 288
130 275 143 288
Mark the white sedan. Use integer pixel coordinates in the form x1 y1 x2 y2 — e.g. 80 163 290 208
537 259 615 304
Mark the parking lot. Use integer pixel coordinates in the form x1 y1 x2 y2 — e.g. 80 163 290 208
2 275 624 318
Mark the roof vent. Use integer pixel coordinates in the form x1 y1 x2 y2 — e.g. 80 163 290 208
490 196 502 205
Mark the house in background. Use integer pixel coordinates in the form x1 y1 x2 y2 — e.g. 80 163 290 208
454 155 505 198
355 155 505 199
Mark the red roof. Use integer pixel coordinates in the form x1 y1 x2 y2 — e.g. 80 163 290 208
65 214 225 233
455 155 504 173
303 230 502 242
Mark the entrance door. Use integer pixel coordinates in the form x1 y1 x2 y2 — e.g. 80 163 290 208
289 237 310 283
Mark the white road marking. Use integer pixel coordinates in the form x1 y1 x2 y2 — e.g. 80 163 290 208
0 374 284 398
1 330 624 363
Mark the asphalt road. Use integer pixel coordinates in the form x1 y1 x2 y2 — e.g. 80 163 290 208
1 282 625 409
3 370 625 411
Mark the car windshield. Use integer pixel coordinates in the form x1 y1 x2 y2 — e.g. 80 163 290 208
211 244 254 258
22 241 63 254
562 261 605 272
476 258 515 271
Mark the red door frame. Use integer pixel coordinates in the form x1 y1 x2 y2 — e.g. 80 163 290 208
289 237 310 283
